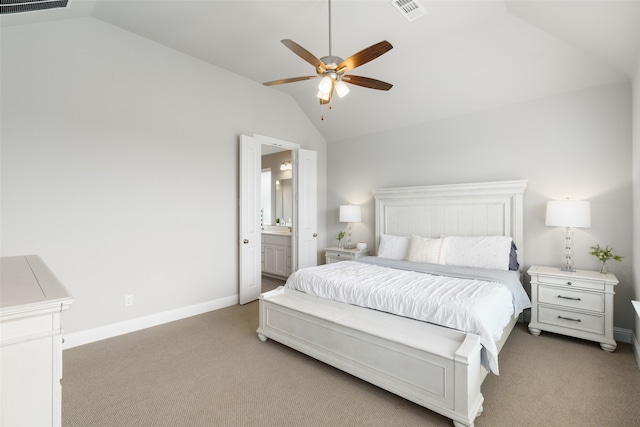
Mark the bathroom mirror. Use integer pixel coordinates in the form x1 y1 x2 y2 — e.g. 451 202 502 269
276 178 292 224
260 150 293 226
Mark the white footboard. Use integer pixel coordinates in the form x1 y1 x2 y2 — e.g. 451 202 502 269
257 287 484 427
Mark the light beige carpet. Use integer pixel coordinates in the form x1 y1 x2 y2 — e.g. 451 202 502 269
63 290 640 426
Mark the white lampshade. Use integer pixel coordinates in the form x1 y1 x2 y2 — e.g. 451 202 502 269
316 90 330 101
339 205 361 223
335 81 350 98
546 200 591 228
318 76 332 93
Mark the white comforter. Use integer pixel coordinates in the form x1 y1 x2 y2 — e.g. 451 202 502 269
285 259 522 374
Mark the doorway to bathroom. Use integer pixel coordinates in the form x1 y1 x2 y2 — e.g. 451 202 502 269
239 134 317 304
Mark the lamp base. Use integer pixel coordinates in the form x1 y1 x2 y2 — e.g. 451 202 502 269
560 266 576 272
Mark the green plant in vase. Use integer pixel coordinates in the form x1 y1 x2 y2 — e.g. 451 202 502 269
589 244 623 274
336 231 345 248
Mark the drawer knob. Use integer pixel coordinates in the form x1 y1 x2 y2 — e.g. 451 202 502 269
566 281 572 285
558 315 581 322
557 295 581 301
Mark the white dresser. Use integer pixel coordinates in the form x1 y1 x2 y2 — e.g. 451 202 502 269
528 265 618 351
1 255 74 427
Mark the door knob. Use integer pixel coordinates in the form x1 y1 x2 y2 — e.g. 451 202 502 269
243 239 249 244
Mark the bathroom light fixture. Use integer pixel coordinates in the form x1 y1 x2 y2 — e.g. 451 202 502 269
339 205 361 249
546 199 591 272
280 161 292 171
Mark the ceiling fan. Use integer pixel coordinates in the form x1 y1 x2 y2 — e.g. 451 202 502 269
263 0 393 115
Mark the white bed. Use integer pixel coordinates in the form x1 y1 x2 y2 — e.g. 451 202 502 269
257 180 528 427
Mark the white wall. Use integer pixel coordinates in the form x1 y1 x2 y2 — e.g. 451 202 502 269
327 81 635 330
633 57 640 353
0 17 327 335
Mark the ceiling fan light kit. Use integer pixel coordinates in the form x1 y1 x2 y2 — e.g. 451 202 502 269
335 80 350 98
317 90 330 102
263 0 393 119
318 75 333 93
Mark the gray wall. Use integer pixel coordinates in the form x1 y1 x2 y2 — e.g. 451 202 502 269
0 17 328 334
328 81 635 330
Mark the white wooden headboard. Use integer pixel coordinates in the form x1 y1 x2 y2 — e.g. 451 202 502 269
372 180 528 265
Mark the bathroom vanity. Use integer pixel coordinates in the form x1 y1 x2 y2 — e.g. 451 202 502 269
261 229 292 279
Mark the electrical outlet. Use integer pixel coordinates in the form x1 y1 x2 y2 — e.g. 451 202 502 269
124 294 134 307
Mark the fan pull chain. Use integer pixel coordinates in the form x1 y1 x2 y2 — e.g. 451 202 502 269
320 99 334 121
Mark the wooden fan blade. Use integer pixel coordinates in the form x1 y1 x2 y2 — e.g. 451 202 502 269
281 39 326 72
337 41 393 73
342 75 393 91
263 76 318 86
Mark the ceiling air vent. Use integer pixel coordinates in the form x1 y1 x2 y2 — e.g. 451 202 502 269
390 0 427 22
0 0 70 15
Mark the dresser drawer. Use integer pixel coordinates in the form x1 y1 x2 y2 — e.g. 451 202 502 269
538 306 604 335
536 275 604 292
1 315 57 343
538 285 604 312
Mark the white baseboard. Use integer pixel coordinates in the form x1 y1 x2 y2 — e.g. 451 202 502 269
613 327 633 344
63 294 239 350
633 301 640 370
633 331 640 371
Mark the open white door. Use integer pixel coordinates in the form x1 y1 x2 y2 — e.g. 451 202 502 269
297 148 318 269
239 135 262 304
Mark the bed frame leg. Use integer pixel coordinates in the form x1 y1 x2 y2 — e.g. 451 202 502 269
451 403 482 427
257 333 268 342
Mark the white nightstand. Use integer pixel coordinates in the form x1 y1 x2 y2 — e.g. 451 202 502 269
325 247 370 264
528 265 618 351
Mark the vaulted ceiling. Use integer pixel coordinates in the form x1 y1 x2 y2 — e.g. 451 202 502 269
3 1 640 143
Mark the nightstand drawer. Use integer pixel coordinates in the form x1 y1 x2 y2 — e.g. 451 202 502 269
538 285 604 312
326 253 352 264
537 275 605 292
538 306 604 335
324 247 369 264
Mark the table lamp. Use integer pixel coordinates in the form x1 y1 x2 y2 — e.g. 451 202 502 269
546 199 591 272
339 205 361 249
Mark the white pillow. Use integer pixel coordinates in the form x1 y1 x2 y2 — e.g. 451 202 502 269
442 236 513 271
377 235 410 260
407 235 445 264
